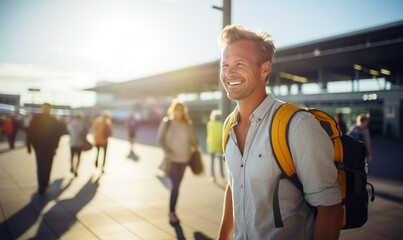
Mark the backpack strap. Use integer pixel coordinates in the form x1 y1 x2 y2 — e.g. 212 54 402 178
270 103 306 228
270 103 306 188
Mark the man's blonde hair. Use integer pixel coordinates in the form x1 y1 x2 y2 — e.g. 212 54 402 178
218 25 276 65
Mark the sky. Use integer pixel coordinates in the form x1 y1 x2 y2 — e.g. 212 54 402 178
0 0 402 108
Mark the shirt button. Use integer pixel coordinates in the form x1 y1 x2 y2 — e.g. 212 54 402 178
241 164 244 167
258 154 262 158
241 184 243 188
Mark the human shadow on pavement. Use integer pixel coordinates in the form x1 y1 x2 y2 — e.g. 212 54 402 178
31 175 100 239
194 231 213 240
376 191 403 204
0 178 71 240
127 150 139 161
170 222 186 240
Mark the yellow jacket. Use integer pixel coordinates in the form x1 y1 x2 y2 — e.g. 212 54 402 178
206 120 223 153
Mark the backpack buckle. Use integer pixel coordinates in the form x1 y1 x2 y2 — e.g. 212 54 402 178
335 161 345 170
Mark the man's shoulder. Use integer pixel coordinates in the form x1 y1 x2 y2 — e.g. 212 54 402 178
290 109 312 123
262 98 309 123
275 106 320 139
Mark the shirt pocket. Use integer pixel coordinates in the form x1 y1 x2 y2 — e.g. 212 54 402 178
249 150 280 181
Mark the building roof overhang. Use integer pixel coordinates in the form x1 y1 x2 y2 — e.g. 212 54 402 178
87 20 403 97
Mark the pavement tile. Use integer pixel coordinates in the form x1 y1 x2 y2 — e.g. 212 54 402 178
148 218 177 233
123 221 172 239
180 215 218 232
100 207 145 224
59 223 99 240
91 224 141 240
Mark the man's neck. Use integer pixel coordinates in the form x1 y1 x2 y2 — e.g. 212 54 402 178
236 93 267 123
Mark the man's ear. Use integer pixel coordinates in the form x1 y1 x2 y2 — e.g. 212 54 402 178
261 61 271 81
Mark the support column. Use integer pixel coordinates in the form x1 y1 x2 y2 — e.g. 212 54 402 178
215 0 232 119
318 69 327 93
383 98 401 139
353 69 360 92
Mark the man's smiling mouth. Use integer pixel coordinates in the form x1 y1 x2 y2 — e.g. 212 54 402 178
228 81 242 86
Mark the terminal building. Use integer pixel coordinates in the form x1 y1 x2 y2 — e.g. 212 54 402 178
0 94 20 114
88 20 403 140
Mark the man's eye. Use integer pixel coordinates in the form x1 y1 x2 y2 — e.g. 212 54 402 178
237 63 244 67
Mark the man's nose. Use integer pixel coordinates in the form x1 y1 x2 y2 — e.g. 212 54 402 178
225 66 236 78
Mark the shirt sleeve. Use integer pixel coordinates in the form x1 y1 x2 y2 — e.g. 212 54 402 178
289 112 342 207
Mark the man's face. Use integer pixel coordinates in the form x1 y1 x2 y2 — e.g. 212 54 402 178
220 40 269 101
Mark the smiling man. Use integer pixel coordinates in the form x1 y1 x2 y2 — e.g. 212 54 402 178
217 25 342 240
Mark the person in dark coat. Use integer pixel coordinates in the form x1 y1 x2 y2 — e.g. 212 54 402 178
335 112 347 135
27 103 66 195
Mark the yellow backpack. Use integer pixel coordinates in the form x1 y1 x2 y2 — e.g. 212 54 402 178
222 103 375 229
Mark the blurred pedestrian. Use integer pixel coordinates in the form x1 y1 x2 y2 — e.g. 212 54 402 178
27 103 66 195
349 113 372 162
125 113 138 152
0 115 4 139
206 109 224 182
23 113 32 138
3 114 19 149
335 112 347 135
92 111 112 173
67 112 88 177
157 99 198 225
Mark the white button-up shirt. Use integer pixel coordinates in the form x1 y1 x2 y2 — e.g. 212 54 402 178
225 94 341 240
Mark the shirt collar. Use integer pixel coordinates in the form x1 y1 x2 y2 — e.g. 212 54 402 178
232 93 276 124
251 94 276 122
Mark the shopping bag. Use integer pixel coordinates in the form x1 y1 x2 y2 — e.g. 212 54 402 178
188 150 204 175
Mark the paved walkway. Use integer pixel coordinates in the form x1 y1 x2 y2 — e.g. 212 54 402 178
0 126 402 240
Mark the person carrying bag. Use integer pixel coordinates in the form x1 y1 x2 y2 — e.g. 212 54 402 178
156 99 199 225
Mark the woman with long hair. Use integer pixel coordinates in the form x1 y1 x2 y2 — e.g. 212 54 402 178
157 99 198 224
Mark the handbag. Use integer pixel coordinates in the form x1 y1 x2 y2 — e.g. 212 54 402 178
82 138 93 151
188 150 204 175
